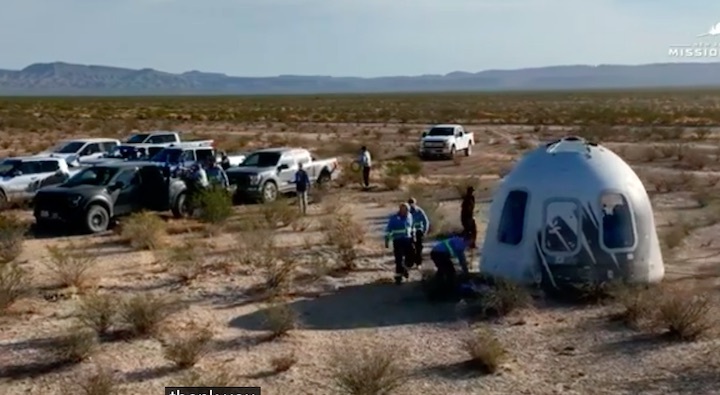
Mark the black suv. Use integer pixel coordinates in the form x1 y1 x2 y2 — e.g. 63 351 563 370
33 162 187 234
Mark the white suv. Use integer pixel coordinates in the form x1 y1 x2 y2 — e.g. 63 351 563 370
0 157 77 204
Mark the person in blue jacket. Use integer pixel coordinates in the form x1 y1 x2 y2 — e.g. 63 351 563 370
384 202 414 284
430 233 472 294
407 197 430 268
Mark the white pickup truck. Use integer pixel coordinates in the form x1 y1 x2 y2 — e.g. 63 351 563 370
418 124 474 159
0 156 80 205
124 131 181 145
38 138 121 166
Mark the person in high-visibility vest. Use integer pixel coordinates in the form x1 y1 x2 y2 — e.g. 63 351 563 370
430 233 472 293
407 197 430 268
384 202 414 284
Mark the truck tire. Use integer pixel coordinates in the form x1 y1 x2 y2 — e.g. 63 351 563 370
172 192 189 219
448 145 456 159
85 204 110 234
261 181 278 203
465 144 472 156
317 171 331 186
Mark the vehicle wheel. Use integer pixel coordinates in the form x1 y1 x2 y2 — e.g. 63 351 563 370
172 192 189 218
448 145 456 159
85 204 110 234
465 144 472 156
0 190 7 210
261 181 278 203
317 172 331 186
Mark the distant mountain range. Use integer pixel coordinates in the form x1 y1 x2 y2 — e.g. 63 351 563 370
2 61 720 95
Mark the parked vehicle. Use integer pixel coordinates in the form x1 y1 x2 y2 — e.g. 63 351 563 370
418 124 474 159
38 138 121 166
149 141 216 168
227 147 339 203
0 156 79 205
33 162 187 234
124 131 181 145
82 143 168 165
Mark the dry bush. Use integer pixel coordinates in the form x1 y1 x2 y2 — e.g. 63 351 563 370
270 351 298 373
262 302 299 339
179 367 236 387
380 174 403 191
120 211 167 250
161 322 214 369
609 284 656 328
119 293 178 338
0 262 28 313
330 344 409 395
260 255 299 298
661 221 692 251
321 213 366 271
51 327 98 363
74 367 121 395
261 199 299 228
75 292 117 336
0 213 27 263
45 244 97 290
235 227 277 267
463 326 506 374
164 241 206 283
653 287 713 341
694 128 711 140
467 278 531 319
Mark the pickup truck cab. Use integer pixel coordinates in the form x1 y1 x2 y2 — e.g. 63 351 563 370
150 141 216 168
0 156 79 205
83 143 168 166
33 162 187 234
419 124 474 159
124 131 181 145
227 147 339 203
39 138 121 166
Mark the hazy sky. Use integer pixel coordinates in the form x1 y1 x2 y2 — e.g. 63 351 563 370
1 0 719 77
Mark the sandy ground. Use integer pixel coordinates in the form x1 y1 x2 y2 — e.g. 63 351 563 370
1 122 720 394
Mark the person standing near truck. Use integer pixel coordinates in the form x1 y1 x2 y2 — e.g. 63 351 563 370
358 146 372 189
384 203 414 284
292 162 311 215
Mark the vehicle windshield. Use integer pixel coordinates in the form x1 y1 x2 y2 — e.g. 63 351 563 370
427 127 455 136
151 148 183 164
63 167 120 187
0 160 20 177
52 141 85 154
125 134 149 144
239 152 281 167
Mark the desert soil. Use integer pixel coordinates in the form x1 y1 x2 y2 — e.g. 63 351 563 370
1 122 720 395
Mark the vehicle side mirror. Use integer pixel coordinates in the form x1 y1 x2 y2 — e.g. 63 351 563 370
421 132 428 137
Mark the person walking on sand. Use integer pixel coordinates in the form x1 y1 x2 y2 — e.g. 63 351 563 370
358 146 372 189
461 186 478 249
407 197 430 268
384 203 414 285
292 162 311 215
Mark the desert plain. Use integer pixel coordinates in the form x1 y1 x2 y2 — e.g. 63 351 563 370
1 91 720 394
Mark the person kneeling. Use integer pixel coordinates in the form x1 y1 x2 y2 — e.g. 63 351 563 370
429 233 472 298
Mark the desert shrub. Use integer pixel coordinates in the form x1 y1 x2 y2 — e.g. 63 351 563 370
45 245 97 289
321 214 366 271
261 256 298 298
261 198 299 228
653 287 713 341
0 262 28 312
52 327 98 363
196 186 234 224
120 211 167 250
161 322 214 369
0 213 27 263
467 278 531 319
75 292 117 336
235 228 277 267
381 158 422 191
271 352 298 372
463 326 506 374
262 302 299 339
119 293 178 337
610 284 655 328
661 221 692 251
164 241 205 283
75 367 121 395
330 344 409 395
